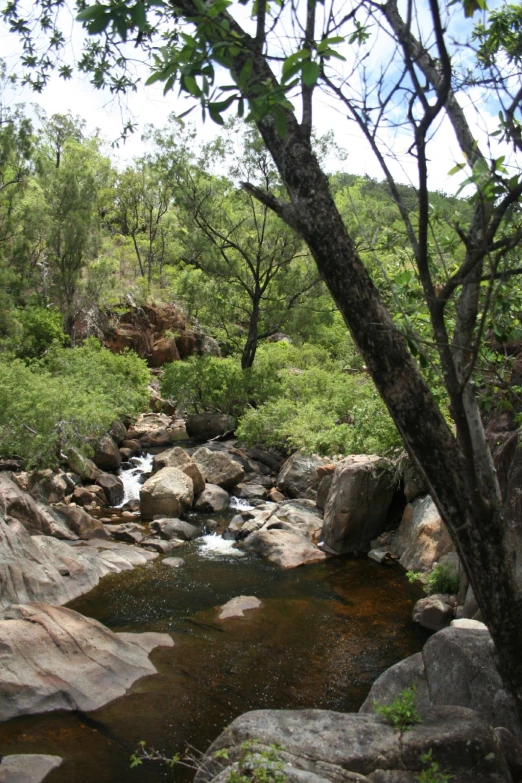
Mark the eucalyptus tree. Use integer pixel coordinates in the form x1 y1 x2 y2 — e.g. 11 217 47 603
4 0 522 717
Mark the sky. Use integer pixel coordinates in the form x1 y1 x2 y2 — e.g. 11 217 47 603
0 1 508 194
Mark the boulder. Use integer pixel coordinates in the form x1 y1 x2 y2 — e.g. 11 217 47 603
218 596 262 620
412 594 454 631
26 470 69 505
234 483 268 501
109 419 127 446
0 475 74 539
140 538 184 554
276 452 332 499
153 447 205 494
392 495 454 571
192 447 244 489
140 467 194 520
275 500 323 541
121 439 141 455
186 413 236 441
64 448 101 482
267 488 285 503
360 625 522 738
149 336 180 368
150 518 200 541
0 754 62 783
127 413 180 448
195 707 512 783
403 459 428 503
60 506 109 540
104 523 145 544
316 475 333 511
243 523 327 569
194 484 230 513
0 602 173 721
322 455 395 553
96 472 125 506
245 446 285 473
92 434 121 472
71 484 105 507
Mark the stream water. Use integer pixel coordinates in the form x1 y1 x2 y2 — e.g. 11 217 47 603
0 458 428 783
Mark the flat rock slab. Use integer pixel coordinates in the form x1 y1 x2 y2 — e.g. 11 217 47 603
0 754 62 783
0 602 173 722
195 707 512 783
218 596 262 620
243 526 326 569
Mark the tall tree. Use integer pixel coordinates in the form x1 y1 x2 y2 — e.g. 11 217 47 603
153 123 321 367
4 0 522 717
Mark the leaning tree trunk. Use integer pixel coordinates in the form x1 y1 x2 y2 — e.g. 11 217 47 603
241 299 260 370
171 0 522 720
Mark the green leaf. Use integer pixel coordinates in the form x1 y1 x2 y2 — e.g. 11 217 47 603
183 75 201 96
145 70 167 85
302 60 320 87
239 58 253 89
76 5 105 22
131 2 146 30
448 162 466 175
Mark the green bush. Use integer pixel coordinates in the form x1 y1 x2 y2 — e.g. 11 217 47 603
406 564 459 596
1 305 67 359
160 354 250 416
0 339 150 468
373 685 422 731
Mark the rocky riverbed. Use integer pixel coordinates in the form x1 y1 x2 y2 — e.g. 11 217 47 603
1 410 521 783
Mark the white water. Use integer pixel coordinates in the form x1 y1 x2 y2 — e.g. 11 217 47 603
117 453 154 507
228 496 255 512
197 533 245 558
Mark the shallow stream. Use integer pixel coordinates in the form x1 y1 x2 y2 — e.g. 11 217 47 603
0 460 428 783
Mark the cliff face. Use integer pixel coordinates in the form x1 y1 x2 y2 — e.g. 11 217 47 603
74 303 219 367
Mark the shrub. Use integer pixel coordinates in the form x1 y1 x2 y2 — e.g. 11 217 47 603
0 340 150 468
1 305 67 359
407 564 459 596
416 749 453 782
161 355 249 416
373 685 422 731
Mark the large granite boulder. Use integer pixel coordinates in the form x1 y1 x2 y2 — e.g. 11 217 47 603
150 518 200 541
195 707 512 783
194 484 230 512
92 434 121 472
360 625 522 738
96 472 125 506
0 602 173 721
140 467 194 520
276 452 332 500
322 455 395 553
192 447 244 489
243 522 327 569
392 495 454 571
64 448 101 482
26 470 70 505
109 419 127 446
152 447 205 494
0 513 157 613
60 506 108 540
275 500 323 541
0 475 74 539
0 754 62 783
186 413 236 441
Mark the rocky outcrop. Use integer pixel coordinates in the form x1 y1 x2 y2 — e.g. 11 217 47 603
75 303 211 368
192 447 244 489
64 448 100 482
150 518 200 541
140 467 194 520
392 495 454 571
127 412 187 448
0 513 157 614
0 602 173 722
186 413 236 441
0 475 74 540
276 452 332 500
243 524 327 569
0 754 62 783
195 706 512 783
322 455 395 553
360 625 522 738
95 472 125 506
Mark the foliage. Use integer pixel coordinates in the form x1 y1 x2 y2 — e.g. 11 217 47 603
0 340 149 468
2 305 67 359
373 686 422 732
416 749 454 783
130 741 182 770
161 354 250 416
214 741 287 783
407 564 460 596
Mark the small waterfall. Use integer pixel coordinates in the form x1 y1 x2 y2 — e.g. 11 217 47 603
117 453 154 507
229 496 254 512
